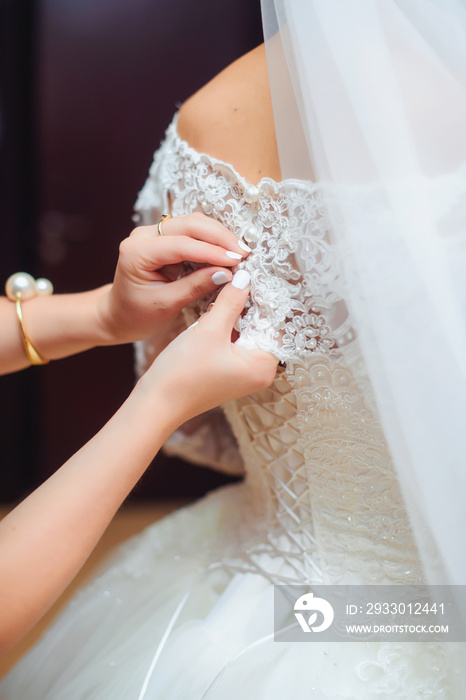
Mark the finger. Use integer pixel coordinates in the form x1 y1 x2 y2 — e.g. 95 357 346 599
233 345 280 390
204 270 251 336
161 213 251 257
156 266 234 311
128 226 156 240
132 235 247 270
130 215 251 257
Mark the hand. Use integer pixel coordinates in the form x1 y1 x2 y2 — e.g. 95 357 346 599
97 213 250 345
139 270 279 426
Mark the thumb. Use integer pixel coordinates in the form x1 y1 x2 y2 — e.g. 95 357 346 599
206 270 251 335
157 266 233 311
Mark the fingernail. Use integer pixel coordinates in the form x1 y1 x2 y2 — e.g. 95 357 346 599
238 240 252 253
226 250 242 260
234 317 241 332
232 270 251 289
212 271 231 285
187 321 198 330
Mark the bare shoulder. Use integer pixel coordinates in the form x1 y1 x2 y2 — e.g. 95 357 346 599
177 44 281 184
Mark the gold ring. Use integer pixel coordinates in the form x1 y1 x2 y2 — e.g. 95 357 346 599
157 213 171 237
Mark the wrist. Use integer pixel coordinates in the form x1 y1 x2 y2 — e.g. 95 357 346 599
66 285 114 349
93 284 120 346
133 371 188 438
21 286 113 360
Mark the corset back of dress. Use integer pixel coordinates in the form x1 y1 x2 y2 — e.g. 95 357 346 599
223 355 423 586
134 115 424 587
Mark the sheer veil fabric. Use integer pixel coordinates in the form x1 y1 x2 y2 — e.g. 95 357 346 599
261 0 466 605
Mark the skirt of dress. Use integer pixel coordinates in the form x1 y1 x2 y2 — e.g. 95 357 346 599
0 483 460 700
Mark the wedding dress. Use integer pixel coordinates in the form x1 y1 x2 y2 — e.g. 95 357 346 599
0 114 459 700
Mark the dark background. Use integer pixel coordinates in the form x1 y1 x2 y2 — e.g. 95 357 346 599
0 0 262 503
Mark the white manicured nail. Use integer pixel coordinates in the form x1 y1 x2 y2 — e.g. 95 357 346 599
238 240 252 253
187 321 198 330
226 250 242 260
232 270 251 289
212 271 231 285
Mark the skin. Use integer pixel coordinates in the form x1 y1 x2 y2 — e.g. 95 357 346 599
0 215 277 655
178 44 281 185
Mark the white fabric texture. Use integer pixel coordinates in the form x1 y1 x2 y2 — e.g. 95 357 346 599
1 115 462 699
261 0 466 596
163 408 245 476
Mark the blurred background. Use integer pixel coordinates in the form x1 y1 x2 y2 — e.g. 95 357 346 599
0 0 263 505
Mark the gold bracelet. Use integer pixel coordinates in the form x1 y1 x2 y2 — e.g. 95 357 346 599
5 272 54 366
15 296 49 365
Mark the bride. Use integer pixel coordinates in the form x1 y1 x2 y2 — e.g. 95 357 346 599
2 1 466 697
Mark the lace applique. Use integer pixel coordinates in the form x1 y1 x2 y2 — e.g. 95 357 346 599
135 117 355 365
134 116 425 587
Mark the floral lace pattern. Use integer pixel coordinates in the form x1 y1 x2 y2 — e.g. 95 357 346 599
134 114 423 587
135 116 355 364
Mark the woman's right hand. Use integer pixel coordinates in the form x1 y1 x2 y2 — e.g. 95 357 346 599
138 270 278 426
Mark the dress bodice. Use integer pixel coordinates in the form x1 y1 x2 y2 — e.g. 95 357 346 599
134 115 424 587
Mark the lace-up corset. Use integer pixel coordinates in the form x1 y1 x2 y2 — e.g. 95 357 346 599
134 115 423 586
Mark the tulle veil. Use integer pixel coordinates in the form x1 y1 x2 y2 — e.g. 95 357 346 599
261 0 466 601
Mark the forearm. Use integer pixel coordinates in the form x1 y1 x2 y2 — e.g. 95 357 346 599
0 286 111 375
0 380 178 655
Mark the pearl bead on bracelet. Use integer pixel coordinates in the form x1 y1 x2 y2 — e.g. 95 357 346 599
5 272 54 302
5 272 54 365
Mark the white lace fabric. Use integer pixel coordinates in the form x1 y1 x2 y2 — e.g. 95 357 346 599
134 115 423 588
136 116 354 365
